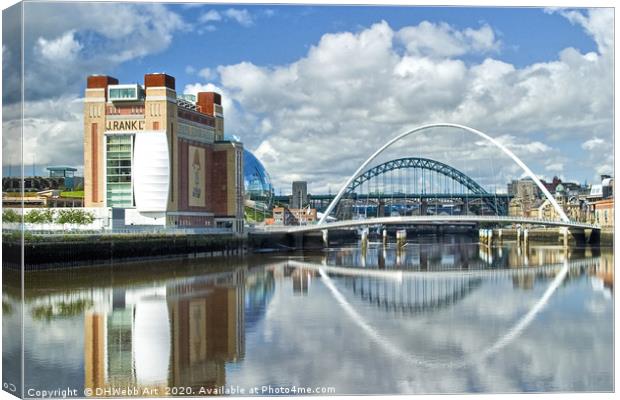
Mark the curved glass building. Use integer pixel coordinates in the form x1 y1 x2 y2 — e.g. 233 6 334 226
244 149 273 210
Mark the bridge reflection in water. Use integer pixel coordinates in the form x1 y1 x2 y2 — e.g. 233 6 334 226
5 239 612 395
346 274 482 315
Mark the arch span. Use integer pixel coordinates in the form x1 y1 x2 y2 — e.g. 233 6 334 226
318 123 568 225
342 156 505 214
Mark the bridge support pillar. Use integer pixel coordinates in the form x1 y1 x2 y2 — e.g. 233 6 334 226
560 227 568 248
361 229 368 250
382 229 387 247
523 228 529 249
516 227 521 245
498 228 503 244
479 228 491 247
588 228 601 245
322 229 329 248
461 199 469 215
396 229 407 249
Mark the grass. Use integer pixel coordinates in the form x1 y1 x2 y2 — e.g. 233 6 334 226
60 190 84 198
245 206 271 223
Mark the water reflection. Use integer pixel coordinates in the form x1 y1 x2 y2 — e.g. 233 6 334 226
81 268 259 393
7 237 614 395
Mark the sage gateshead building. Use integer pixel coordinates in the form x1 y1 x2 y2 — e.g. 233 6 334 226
83 73 244 233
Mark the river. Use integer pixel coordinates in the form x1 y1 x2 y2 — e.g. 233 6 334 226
2 234 613 396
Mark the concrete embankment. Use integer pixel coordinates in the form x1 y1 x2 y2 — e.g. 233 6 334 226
2 233 246 270
248 229 357 251
490 227 612 246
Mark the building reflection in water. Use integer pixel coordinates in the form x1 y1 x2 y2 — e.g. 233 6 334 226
84 268 250 393
167 270 245 391
588 250 613 294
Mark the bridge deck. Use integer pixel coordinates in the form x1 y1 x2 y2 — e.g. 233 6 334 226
252 215 599 234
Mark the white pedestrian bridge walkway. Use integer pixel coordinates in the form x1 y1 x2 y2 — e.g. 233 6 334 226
253 215 600 234
287 256 597 281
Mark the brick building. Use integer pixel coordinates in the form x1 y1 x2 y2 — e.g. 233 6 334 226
83 73 244 233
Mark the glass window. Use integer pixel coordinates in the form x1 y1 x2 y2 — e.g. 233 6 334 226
106 134 133 207
109 87 138 101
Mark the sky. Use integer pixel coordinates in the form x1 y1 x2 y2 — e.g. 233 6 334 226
1 2 614 195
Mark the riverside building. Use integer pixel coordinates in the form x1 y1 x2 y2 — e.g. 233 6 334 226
83 73 244 233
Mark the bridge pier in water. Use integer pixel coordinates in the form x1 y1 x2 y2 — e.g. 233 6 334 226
361 229 369 252
487 226 600 247
523 228 529 249
396 229 407 249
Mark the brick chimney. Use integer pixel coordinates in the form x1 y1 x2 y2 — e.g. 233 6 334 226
197 92 222 116
87 75 118 100
144 73 175 90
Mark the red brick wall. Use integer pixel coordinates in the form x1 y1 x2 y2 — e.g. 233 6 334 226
212 150 229 216
106 105 144 115
91 123 98 202
87 75 118 89
144 73 175 89
87 76 118 102
197 92 221 116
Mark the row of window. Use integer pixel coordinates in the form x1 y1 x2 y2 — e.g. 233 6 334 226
109 87 139 101
106 134 133 207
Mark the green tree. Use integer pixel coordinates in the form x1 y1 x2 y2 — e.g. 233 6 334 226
55 209 95 225
2 209 21 223
24 209 54 224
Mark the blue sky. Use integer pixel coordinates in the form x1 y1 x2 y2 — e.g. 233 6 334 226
2 3 614 193
122 6 599 85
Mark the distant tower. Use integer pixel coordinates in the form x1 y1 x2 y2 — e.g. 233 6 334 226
291 181 307 209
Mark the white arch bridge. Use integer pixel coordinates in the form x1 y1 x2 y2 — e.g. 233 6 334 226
254 123 600 235
256 215 599 234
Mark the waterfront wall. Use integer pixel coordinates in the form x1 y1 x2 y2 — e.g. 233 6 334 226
248 229 357 251
2 234 246 270
490 228 611 246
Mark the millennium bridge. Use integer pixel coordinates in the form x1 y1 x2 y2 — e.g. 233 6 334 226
257 215 599 234
255 123 600 235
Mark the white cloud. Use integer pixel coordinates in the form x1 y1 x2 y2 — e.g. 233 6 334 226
580 136 613 178
191 13 612 192
199 9 222 23
545 162 564 173
549 8 613 55
4 96 84 172
581 137 606 150
396 21 500 58
35 30 82 62
22 3 186 100
4 3 186 170
198 8 254 28
223 8 254 27
198 67 216 81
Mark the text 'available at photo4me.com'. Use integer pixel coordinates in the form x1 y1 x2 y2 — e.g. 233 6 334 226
24 385 338 398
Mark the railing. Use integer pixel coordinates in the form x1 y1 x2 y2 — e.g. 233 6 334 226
2 224 237 236
252 215 600 233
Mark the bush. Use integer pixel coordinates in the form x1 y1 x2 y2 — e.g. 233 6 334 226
55 209 95 225
2 209 21 223
24 209 54 224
